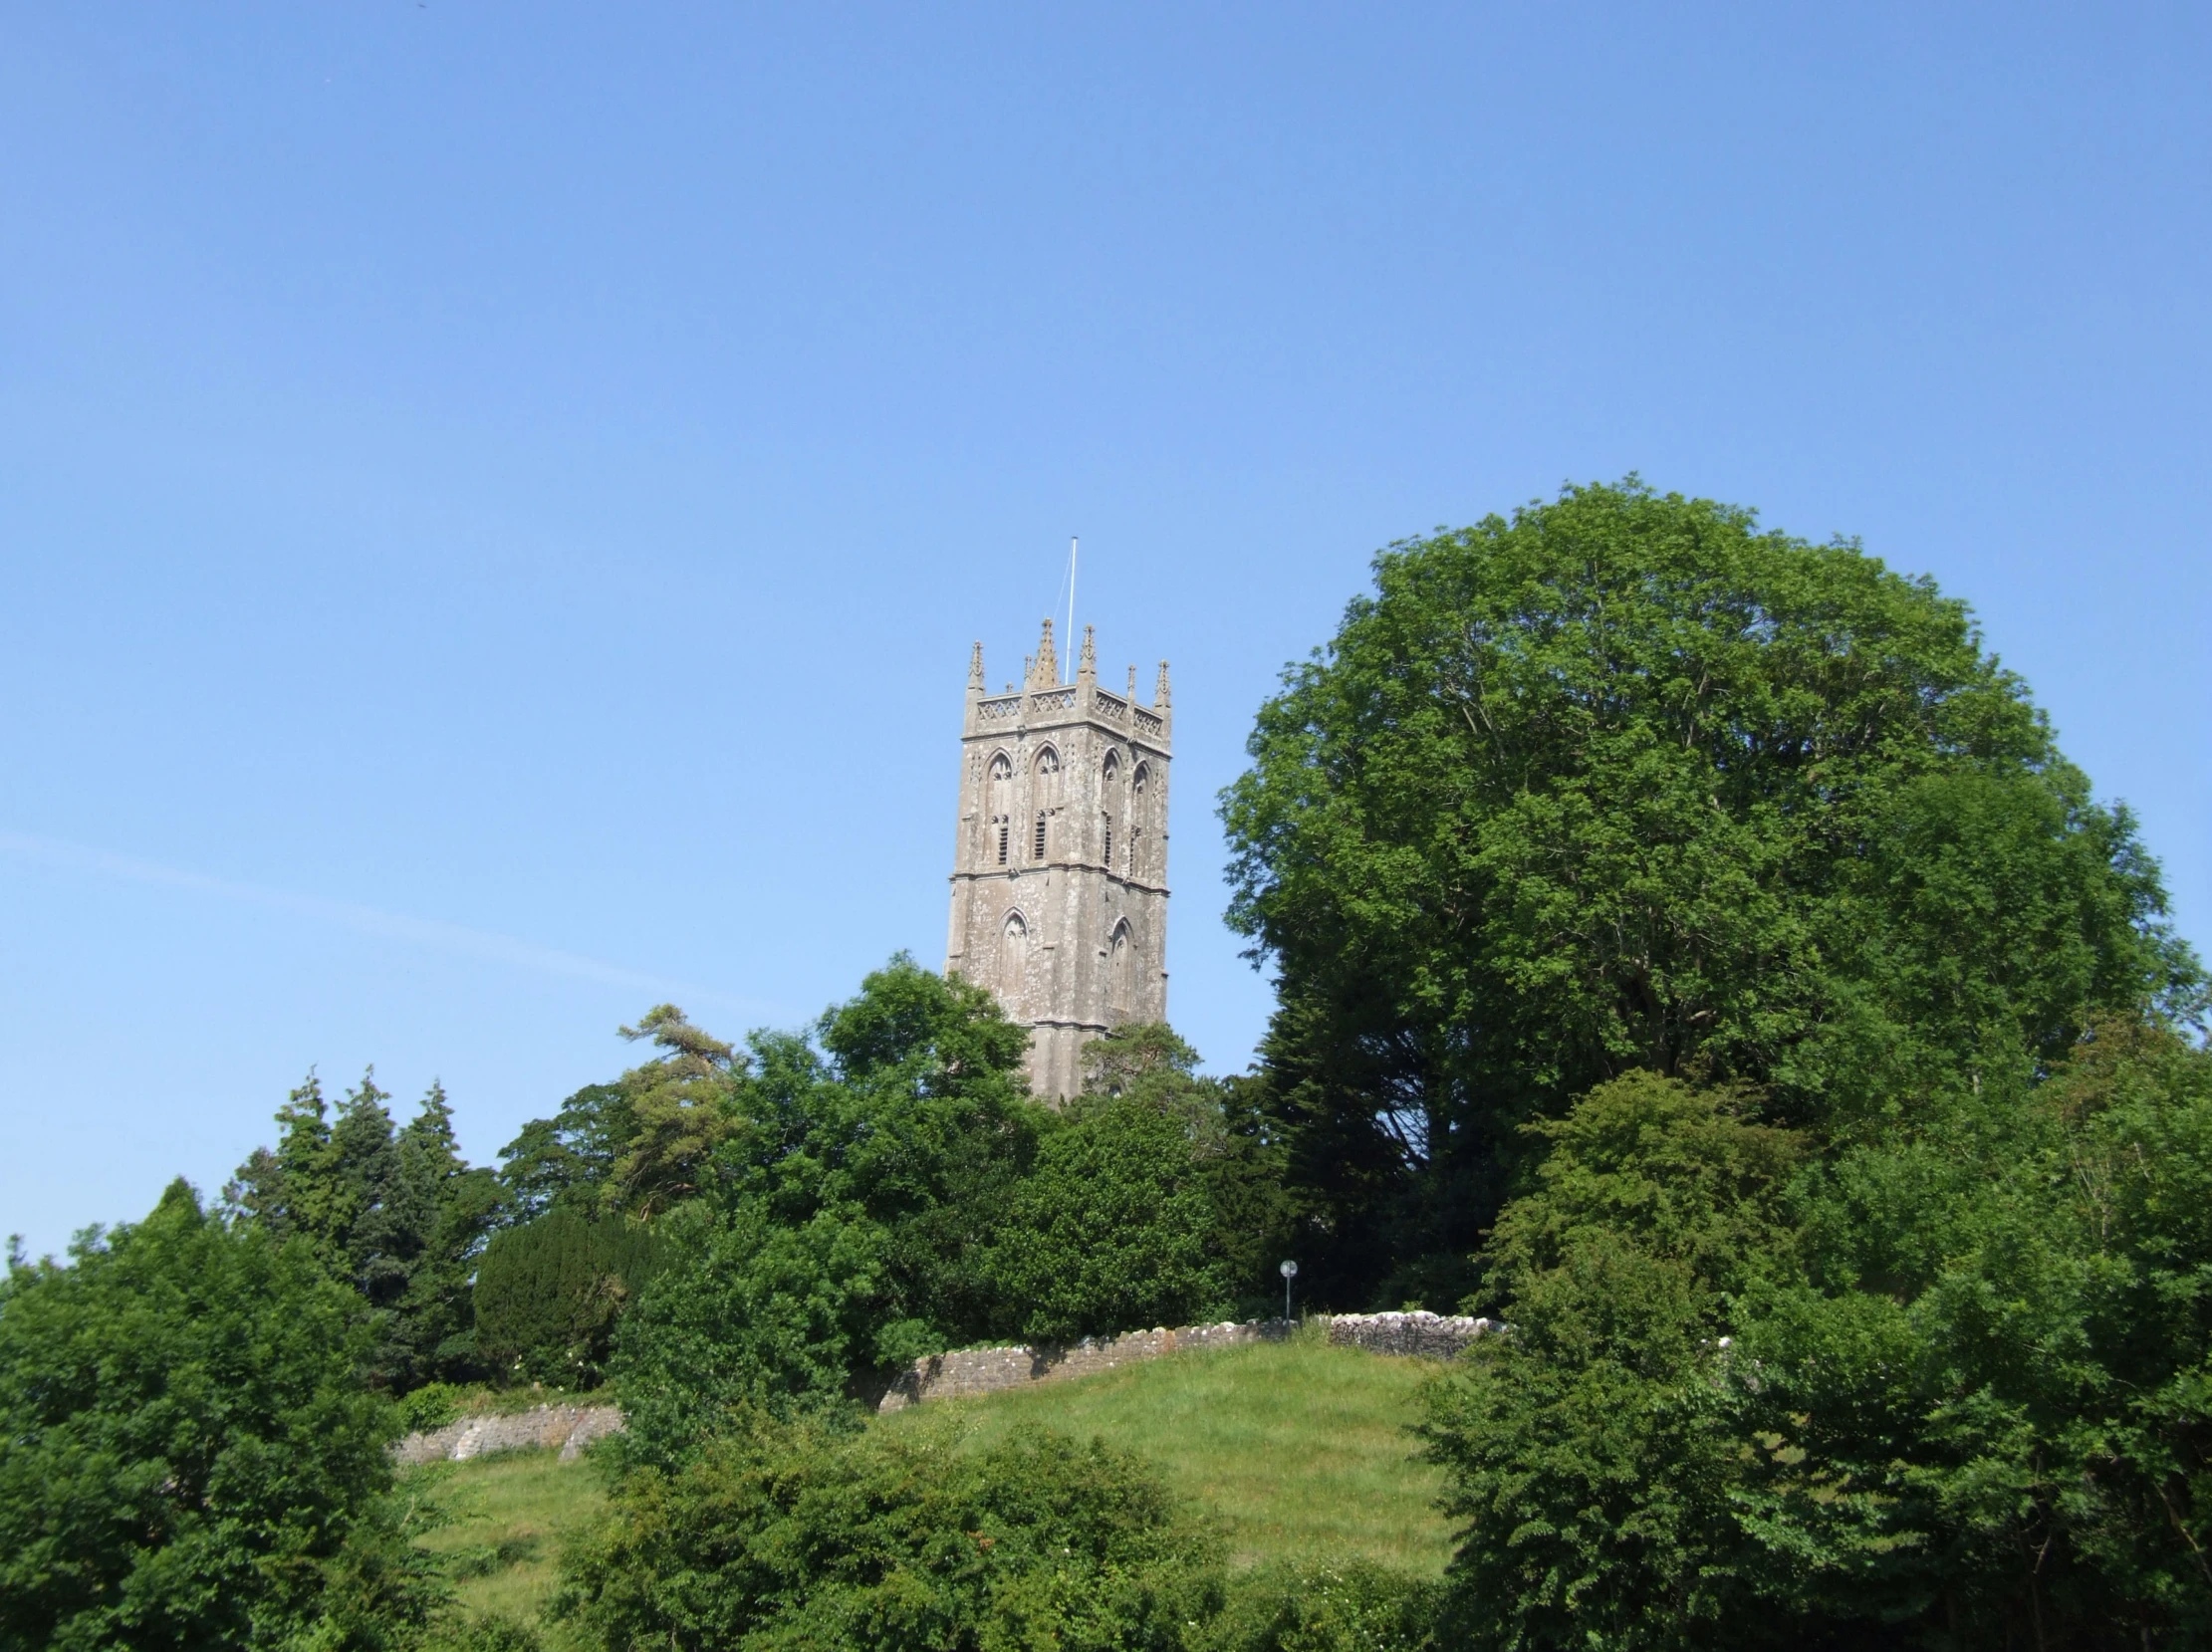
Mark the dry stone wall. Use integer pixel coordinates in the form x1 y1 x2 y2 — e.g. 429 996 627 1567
875 1319 1286 1411
1325 1311 1495 1359
392 1312 1498 1459
392 1403 623 1466
874 1311 1494 1413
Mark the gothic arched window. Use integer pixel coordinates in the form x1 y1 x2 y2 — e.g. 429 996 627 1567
1101 752 1120 871
1000 911 1029 1007
1108 920 1133 1014
987 752 1014 866
1130 764 1151 879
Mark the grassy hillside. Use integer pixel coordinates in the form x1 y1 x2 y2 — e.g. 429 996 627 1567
407 1451 608 1635
879 1336 1454 1574
404 1336 1455 1633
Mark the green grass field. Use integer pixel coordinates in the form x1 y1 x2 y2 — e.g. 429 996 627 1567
406 1450 607 1638
405 1336 1455 1632
879 1336 1455 1574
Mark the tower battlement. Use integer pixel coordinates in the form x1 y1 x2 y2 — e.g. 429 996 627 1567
945 619 1171 1100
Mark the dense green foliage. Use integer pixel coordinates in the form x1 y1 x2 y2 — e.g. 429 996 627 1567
0 1181 430 1651
492 1084 634 1225
1421 1025 2212 1646
1221 479 2199 1304
558 1417 1222 1651
1066 1025 1300 1323
604 960 1047 1465
1210 480 2212 1643
230 1073 499 1391
471 1209 665 1384
986 1097 1226 1343
606 970 1296 1467
558 1409 1439 1652
1205 1565 1441 1652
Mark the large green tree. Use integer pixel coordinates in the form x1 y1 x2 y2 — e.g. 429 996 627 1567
608 957 1047 1465
0 1182 428 1651
1220 480 2199 1303
230 1072 498 1390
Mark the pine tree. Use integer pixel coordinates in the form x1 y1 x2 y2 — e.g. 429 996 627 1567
390 1082 498 1385
230 1069 495 1389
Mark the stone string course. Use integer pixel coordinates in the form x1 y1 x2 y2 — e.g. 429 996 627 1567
392 1313 1497 1461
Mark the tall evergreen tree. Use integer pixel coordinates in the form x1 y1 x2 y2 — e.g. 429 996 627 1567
229 1070 494 1389
387 1083 499 1386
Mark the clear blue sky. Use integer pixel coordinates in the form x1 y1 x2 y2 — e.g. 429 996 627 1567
4 5 2206 1258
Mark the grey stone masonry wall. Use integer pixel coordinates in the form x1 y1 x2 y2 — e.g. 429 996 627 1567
875 1311 1496 1413
393 1403 624 1466
1325 1311 1496 1359
876 1319 1281 1412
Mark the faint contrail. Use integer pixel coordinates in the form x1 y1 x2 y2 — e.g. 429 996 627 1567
0 828 782 1020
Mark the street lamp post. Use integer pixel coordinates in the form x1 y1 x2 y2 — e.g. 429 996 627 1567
1279 1259 1299 1323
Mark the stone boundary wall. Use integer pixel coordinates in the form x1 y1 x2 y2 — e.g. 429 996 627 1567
1325 1311 1495 1360
875 1311 1496 1413
393 1403 624 1467
875 1318 1286 1412
393 1312 1500 1457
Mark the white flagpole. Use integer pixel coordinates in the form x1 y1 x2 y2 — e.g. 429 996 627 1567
1066 536 1079 683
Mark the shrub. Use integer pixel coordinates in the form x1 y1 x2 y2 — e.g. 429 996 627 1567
557 1417 1222 1651
1204 1563 1441 1652
606 1201 889 1470
1421 1025 2212 1646
395 1381 465 1435
473 1207 665 1385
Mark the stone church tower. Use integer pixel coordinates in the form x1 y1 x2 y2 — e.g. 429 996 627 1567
944 619 1171 1100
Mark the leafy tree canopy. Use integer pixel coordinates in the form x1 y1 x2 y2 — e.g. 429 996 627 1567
471 1207 665 1385
0 1182 422 1651
985 1096 1228 1344
1221 479 2201 1303
607 958 1049 1466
